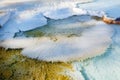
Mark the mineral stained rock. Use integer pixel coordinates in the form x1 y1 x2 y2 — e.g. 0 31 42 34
0 48 77 80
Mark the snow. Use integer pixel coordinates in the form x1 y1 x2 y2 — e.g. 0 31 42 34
0 0 107 39
77 0 120 18
43 7 88 20
73 25 120 80
43 8 75 20
0 11 47 32
0 0 118 40
0 0 120 79
11 11 47 31
64 65 85 80
0 16 113 62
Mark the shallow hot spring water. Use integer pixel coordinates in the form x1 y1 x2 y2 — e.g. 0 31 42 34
0 15 113 62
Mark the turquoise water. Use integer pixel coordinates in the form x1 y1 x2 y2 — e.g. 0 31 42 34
0 0 120 80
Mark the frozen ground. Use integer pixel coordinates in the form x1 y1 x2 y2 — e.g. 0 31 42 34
0 0 120 80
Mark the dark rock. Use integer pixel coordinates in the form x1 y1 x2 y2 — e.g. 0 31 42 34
0 25 2 28
115 17 120 21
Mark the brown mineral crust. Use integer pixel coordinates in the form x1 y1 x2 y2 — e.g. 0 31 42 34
0 48 73 80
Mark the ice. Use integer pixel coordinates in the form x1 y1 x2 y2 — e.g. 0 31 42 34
13 11 47 31
106 5 120 18
0 11 47 32
0 9 47 40
77 0 120 18
0 32 15 40
0 0 93 12
0 0 94 40
1 0 118 38
0 16 113 62
64 65 85 80
0 0 119 79
73 25 120 80
43 8 75 20
0 0 119 33
43 7 88 20
0 11 11 27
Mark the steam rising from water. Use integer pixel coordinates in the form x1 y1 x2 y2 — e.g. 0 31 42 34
0 0 119 80
0 0 115 62
0 16 113 62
